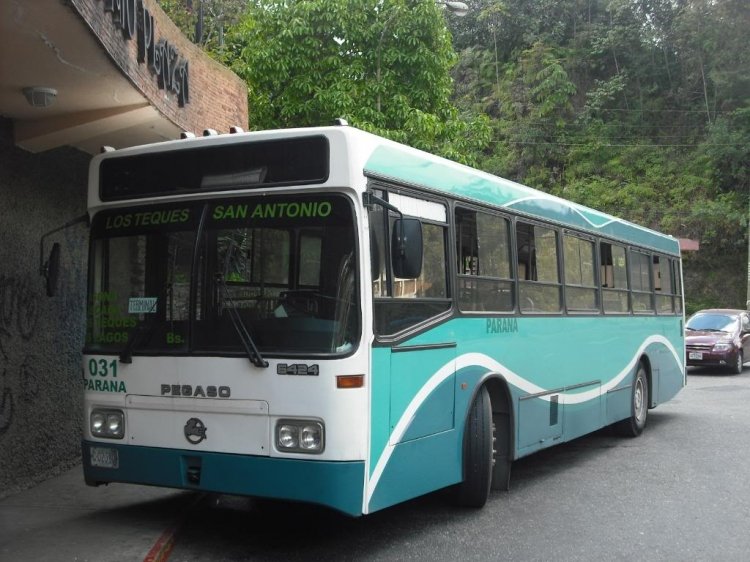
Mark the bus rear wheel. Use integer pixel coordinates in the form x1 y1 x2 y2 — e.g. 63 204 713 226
455 385 493 507
614 363 648 437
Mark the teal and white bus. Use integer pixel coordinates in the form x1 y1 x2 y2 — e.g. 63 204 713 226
77 124 685 516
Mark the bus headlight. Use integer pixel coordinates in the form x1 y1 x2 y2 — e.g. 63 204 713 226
276 420 324 454
300 424 323 450
278 424 299 449
90 409 124 439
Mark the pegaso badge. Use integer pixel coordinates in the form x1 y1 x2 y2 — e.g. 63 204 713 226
184 417 208 445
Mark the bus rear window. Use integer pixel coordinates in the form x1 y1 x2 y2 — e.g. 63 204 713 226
99 136 329 201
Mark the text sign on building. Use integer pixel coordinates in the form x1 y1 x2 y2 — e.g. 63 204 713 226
99 0 190 107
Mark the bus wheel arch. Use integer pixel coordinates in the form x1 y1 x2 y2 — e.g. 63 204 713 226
640 354 654 409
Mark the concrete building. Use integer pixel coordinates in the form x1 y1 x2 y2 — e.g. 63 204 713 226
0 0 248 496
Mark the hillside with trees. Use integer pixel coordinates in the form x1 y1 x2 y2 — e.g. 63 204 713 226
160 0 749 311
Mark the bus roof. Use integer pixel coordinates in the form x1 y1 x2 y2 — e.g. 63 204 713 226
352 129 680 257
91 125 680 256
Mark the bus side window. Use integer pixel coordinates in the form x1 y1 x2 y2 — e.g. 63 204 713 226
370 190 451 336
653 255 675 314
600 242 629 313
391 219 446 298
516 221 561 313
563 233 598 312
630 250 654 313
455 207 513 312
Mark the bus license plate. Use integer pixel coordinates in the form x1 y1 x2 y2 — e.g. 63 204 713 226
90 446 119 469
689 352 703 360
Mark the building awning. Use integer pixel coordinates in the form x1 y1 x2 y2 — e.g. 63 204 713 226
0 0 247 154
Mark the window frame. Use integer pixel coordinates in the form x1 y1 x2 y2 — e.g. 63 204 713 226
629 248 655 314
562 230 600 314
515 219 563 315
454 204 515 314
367 183 453 340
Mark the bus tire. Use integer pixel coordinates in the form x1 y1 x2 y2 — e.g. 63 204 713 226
614 362 648 437
455 385 493 507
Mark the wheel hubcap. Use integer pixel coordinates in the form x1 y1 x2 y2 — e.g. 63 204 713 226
634 377 645 423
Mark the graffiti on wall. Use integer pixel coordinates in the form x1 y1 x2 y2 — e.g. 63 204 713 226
0 274 40 437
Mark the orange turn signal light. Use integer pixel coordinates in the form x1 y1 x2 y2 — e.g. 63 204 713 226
336 374 364 389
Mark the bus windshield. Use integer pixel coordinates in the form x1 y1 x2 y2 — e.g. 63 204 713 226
86 194 359 358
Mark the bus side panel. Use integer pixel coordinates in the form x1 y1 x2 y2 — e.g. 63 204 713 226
561 382 602 442
606 386 632 424
655 338 685 404
517 394 563 451
367 360 489 513
367 431 460 513
367 341 459 513
366 315 684 510
389 346 456 443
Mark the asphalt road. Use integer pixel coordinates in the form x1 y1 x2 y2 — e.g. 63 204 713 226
2 366 750 561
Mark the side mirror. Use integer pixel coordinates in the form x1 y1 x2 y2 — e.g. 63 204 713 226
43 242 61 297
391 218 423 279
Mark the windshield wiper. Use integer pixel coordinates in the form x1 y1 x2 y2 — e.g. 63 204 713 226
216 273 269 368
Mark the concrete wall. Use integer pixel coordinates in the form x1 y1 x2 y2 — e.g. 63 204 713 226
0 119 89 497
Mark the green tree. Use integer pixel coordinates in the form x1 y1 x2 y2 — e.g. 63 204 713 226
220 0 490 165
158 0 247 50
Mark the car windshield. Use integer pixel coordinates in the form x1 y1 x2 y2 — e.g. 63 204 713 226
86 195 359 357
686 313 738 333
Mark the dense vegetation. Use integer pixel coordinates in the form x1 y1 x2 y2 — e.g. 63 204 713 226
160 0 749 310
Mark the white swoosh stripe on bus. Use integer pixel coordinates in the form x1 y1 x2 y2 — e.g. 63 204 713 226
366 334 682 507
503 195 618 229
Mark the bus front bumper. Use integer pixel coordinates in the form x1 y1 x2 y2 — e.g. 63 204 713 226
82 441 365 516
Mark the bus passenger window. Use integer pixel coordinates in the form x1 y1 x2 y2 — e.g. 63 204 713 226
516 222 561 313
455 208 513 312
600 242 629 313
630 250 654 312
653 255 676 314
563 233 598 312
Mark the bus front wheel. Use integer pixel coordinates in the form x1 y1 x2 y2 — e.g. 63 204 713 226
614 362 649 437
455 385 493 507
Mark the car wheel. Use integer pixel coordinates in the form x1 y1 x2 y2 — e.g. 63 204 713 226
614 363 648 437
731 350 744 375
454 385 493 508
